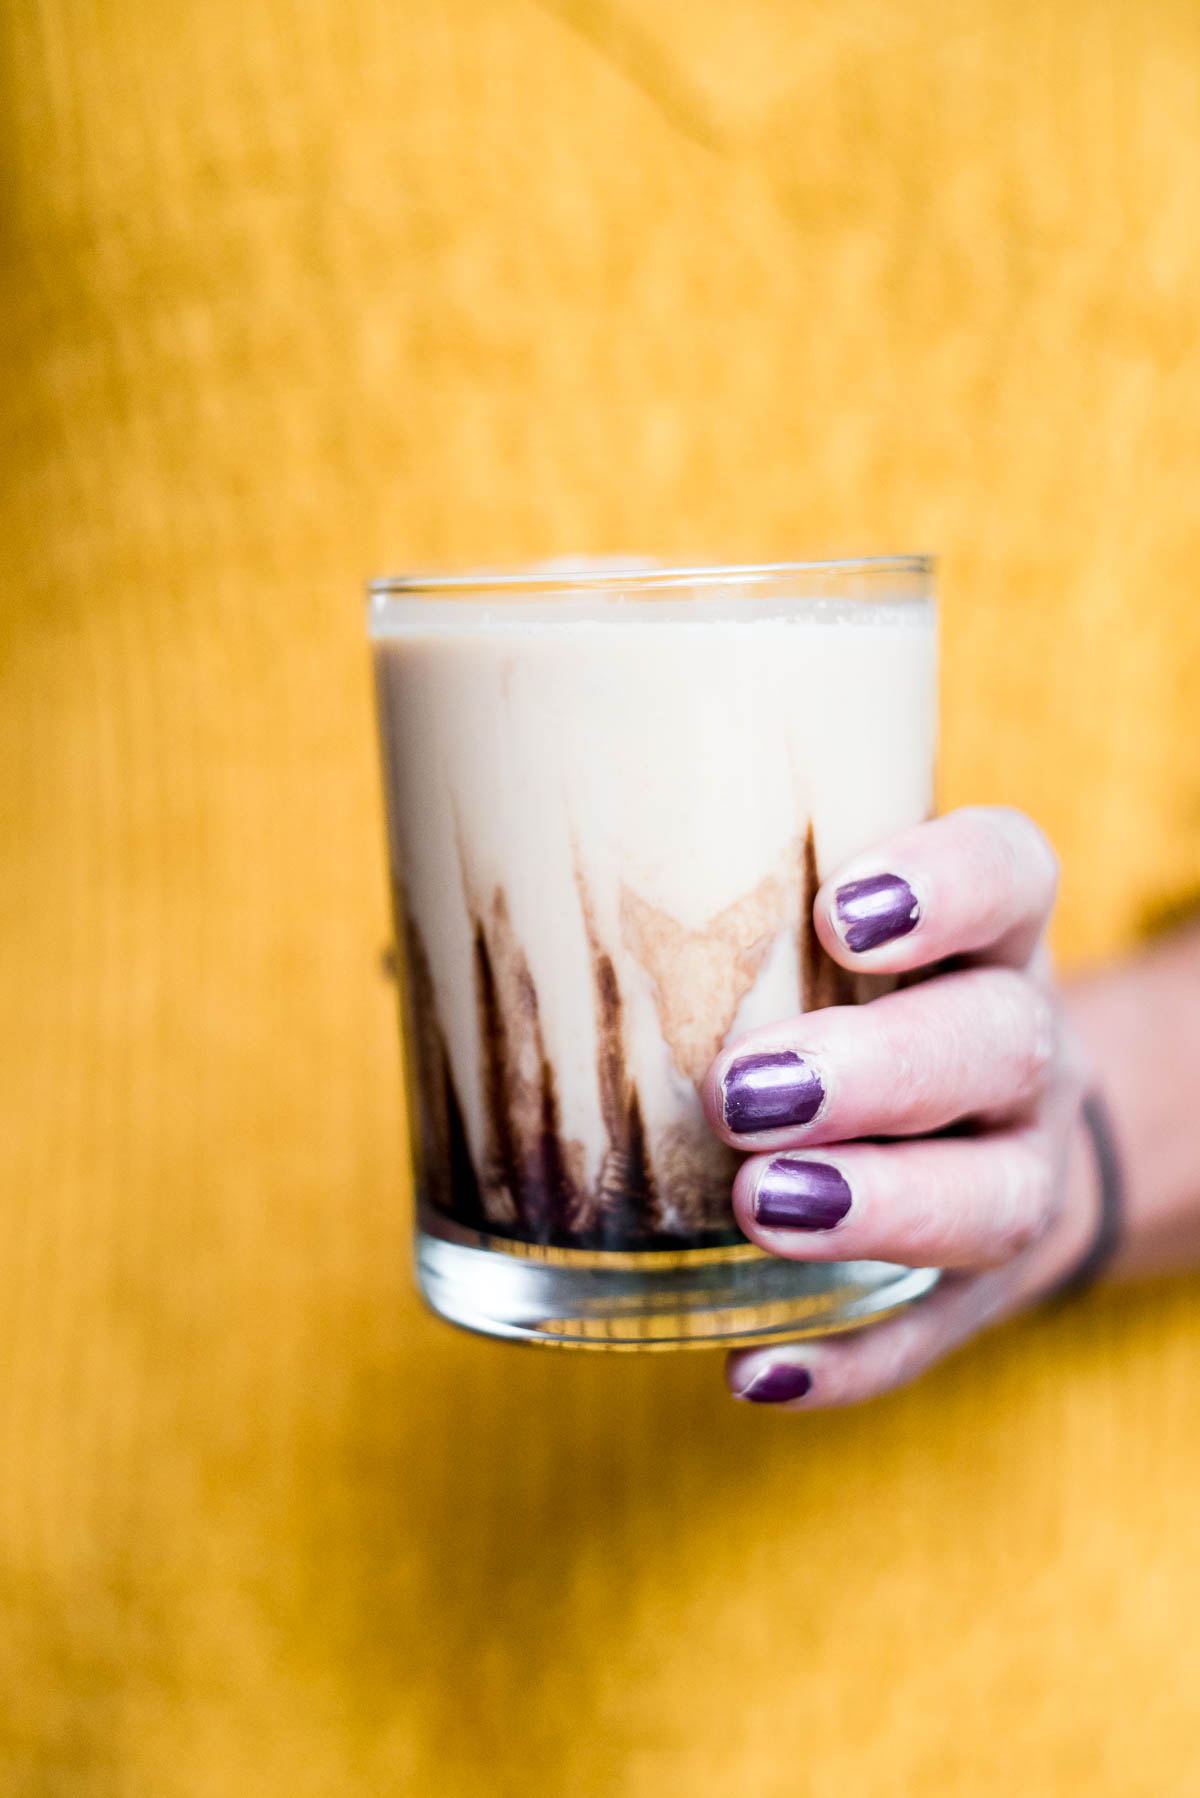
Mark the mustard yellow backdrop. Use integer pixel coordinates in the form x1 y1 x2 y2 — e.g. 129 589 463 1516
3 0 1200 1791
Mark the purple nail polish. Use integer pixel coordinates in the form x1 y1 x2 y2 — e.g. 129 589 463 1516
835 873 919 953
721 1050 824 1134
754 1158 852 1230
737 1364 813 1404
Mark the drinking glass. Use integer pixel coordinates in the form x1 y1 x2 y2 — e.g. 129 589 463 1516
369 557 940 1348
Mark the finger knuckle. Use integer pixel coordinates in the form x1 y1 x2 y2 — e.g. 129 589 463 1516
960 807 1059 928
1016 990 1057 1090
991 1143 1055 1256
840 1317 932 1404
999 807 1060 901
974 968 1057 1090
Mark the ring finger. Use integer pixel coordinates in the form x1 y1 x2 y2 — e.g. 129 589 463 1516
731 1124 1058 1271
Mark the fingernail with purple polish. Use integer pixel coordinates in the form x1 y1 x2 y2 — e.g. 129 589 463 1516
736 1364 814 1404
835 873 920 953
754 1158 852 1231
721 1051 825 1135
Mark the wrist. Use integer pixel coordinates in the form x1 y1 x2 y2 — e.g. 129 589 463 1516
1047 1092 1124 1300
1023 1105 1107 1305
1067 931 1200 1282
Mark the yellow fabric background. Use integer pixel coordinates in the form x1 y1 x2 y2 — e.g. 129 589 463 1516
3 0 1200 1790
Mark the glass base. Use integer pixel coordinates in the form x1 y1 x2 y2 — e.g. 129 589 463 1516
416 1229 940 1351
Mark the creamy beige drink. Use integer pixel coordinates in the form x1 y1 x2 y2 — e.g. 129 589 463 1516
372 568 937 1259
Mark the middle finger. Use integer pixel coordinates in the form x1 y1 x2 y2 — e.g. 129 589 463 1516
703 966 1056 1150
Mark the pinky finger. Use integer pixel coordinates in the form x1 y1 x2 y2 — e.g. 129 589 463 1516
725 1265 1020 1409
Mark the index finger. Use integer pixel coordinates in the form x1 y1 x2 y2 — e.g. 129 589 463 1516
815 806 1059 974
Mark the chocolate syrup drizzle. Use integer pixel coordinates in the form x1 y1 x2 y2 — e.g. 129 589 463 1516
395 823 882 1250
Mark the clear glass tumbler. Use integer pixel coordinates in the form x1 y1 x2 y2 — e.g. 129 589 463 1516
369 557 940 1348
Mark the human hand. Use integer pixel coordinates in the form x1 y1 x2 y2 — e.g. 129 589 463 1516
703 807 1103 1409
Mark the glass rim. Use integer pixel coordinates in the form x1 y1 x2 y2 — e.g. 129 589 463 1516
368 553 934 603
